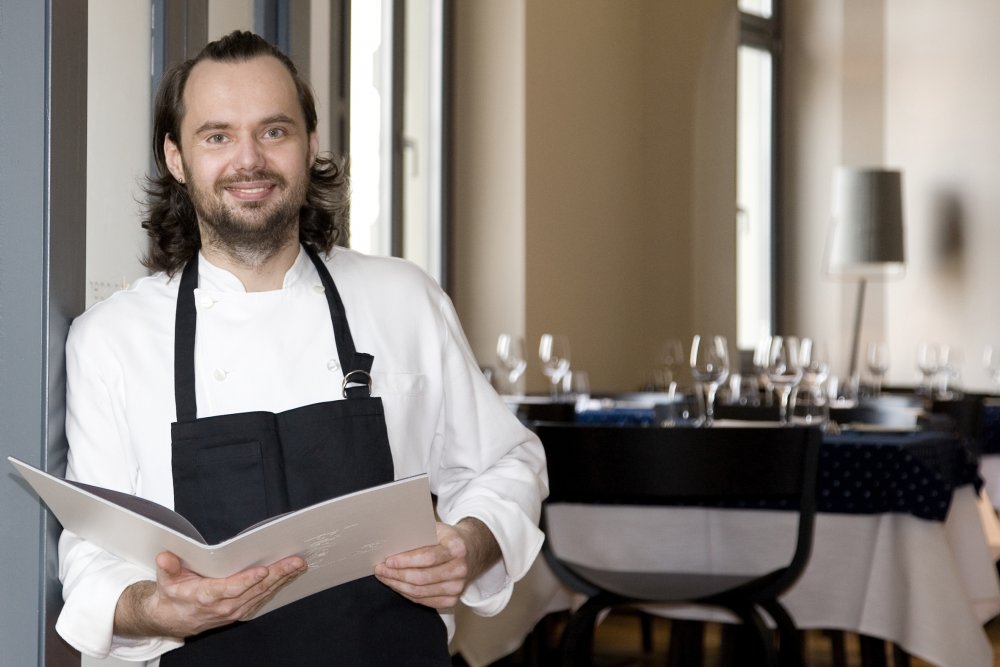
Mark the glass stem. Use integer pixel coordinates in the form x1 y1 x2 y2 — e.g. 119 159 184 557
778 387 792 424
704 383 718 425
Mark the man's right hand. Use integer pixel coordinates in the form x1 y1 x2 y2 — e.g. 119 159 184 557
114 551 307 639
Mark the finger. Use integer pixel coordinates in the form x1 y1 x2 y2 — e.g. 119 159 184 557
232 561 308 619
376 575 465 608
155 551 183 578
383 544 451 570
219 556 306 601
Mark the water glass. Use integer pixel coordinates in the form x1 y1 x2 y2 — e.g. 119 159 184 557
496 334 527 396
689 335 730 426
539 334 571 398
866 341 890 396
766 336 802 424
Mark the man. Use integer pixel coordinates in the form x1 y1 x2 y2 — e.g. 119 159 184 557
57 31 547 665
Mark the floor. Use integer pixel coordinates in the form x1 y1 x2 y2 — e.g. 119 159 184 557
458 609 1000 666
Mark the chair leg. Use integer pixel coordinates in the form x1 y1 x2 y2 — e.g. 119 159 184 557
758 599 804 667
727 604 779 667
826 630 848 667
557 596 607 667
666 620 704 667
640 611 654 653
859 634 888 667
891 643 911 667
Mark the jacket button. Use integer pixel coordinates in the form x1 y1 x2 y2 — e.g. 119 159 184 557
213 368 229 381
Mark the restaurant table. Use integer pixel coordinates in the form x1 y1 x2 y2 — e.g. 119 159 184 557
450 427 1000 667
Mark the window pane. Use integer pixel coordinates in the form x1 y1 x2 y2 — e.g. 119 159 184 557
738 0 772 19
350 0 392 256
737 44 773 351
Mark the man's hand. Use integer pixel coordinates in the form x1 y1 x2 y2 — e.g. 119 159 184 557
114 552 307 639
373 517 501 609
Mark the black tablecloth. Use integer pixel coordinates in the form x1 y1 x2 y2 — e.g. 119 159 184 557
568 416 981 521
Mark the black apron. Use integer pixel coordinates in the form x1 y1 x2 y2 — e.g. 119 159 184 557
160 249 451 666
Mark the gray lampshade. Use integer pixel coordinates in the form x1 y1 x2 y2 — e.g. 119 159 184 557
825 167 906 279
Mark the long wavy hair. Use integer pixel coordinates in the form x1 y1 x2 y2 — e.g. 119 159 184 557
141 31 349 276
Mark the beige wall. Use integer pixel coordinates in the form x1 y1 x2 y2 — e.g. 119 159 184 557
451 1 527 380
457 0 1000 394
453 0 735 393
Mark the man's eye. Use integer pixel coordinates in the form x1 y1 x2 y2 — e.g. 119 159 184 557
206 134 227 144
264 127 286 139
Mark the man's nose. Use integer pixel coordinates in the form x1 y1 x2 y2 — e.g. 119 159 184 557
233 137 266 171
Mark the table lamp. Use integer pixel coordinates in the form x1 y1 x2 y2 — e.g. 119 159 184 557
824 167 906 397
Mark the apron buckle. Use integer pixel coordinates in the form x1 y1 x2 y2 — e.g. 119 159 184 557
342 369 373 398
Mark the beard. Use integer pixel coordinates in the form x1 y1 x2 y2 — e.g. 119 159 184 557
185 165 309 269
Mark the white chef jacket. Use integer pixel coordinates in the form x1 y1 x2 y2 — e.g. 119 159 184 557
57 245 548 662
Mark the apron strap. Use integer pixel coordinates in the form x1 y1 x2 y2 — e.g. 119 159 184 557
304 247 374 399
175 257 200 422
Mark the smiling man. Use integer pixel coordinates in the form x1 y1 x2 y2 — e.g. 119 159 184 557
56 31 547 666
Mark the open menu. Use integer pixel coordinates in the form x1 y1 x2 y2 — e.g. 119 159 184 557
8 456 437 618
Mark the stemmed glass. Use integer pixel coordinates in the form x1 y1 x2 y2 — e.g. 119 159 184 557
658 338 685 392
689 335 730 426
984 346 1000 394
539 334 571 398
800 338 830 390
916 342 943 396
866 341 890 397
496 334 527 396
766 336 802 424
794 338 829 425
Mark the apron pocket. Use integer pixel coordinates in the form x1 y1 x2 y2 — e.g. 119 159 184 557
172 421 290 543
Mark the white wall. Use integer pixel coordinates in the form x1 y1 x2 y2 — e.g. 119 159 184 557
785 0 1000 392
85 0 151 309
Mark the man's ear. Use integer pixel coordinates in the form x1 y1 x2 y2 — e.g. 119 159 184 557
163 134 186 183
308 132 319 168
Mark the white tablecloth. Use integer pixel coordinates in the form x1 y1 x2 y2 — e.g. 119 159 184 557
451 486 1000 667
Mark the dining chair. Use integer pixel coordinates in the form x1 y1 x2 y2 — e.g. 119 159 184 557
534 422 822 667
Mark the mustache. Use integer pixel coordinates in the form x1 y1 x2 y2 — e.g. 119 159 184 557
216 171 288 188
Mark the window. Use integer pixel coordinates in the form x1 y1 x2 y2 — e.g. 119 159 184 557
736 1 781 351
349 0 449 287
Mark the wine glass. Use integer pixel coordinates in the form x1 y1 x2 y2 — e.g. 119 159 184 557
689 335 730 426
866 341 890 397
984 346 1000 394
766 336 802 424
916 342 943 396
496 334 527 396
658 338 685 391
790 338 828 426
539 334 571 398
799 338 830 390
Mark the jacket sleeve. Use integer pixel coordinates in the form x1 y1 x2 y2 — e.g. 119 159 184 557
428 292 549 616
57 318 183 660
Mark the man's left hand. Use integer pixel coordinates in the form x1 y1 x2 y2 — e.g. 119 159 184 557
373 517 500 609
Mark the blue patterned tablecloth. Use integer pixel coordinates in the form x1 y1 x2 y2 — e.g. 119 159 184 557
692 431 978 521
815 431 980 521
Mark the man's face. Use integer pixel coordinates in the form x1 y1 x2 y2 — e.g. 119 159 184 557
164 55 318 260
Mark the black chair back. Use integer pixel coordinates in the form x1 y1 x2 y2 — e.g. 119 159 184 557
534 422 822 666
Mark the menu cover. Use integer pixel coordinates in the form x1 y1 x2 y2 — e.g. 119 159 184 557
8 456 437 618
